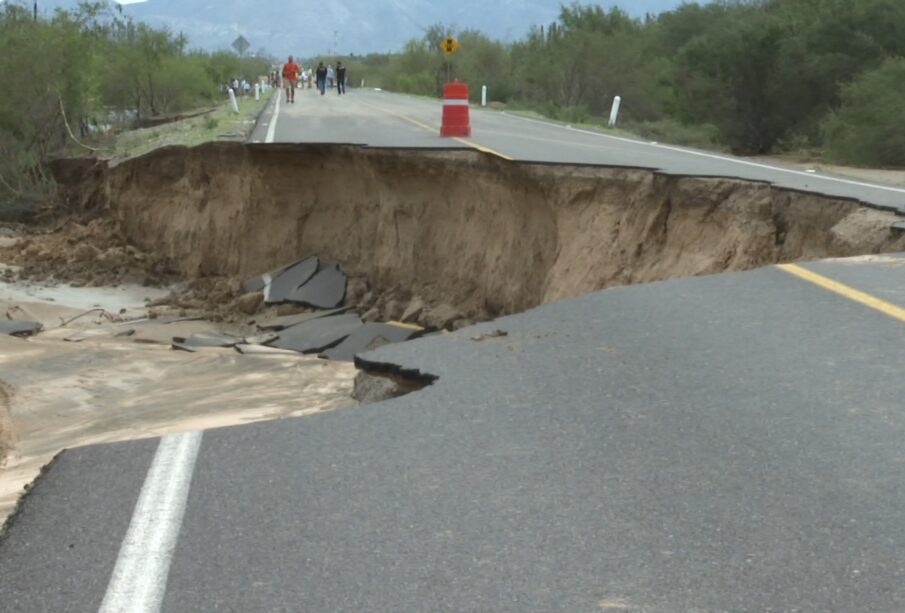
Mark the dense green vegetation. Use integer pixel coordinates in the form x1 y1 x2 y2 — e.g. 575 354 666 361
5 0 905 221
320 0 905 166
0 1 269 219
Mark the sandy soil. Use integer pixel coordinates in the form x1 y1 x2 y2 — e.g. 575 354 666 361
0 280 356 523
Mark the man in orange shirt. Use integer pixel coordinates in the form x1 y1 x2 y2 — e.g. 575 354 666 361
282 55 300 103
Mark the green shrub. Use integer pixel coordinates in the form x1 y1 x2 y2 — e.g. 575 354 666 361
624 119 723 149
823 57 905 167
555 105 592 124
395 71 436 96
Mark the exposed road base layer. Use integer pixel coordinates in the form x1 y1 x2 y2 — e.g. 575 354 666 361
53 143 905 325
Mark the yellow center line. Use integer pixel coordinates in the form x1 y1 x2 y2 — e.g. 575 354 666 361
777 263 905 323
357 98 513 161
452 137 513 160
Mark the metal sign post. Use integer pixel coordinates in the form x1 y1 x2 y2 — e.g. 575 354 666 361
440 36 460 84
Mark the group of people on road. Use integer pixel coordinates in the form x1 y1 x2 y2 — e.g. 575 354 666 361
281 56 348 103
224 78 253 96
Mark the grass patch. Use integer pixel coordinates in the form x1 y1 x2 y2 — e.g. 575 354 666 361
109 94 270 160
622 119 724 151
490 101 725 151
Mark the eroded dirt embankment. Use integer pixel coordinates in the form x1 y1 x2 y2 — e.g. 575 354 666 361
0 383 13 469
53 144 905 322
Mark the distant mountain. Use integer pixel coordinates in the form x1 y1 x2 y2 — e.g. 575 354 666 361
31 0 687 56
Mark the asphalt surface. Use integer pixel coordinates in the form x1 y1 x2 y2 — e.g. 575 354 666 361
248 87 905 213
0 440 158 612
4 256 905 611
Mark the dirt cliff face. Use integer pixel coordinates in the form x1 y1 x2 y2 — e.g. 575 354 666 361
54 143 905 321
0 383 13 468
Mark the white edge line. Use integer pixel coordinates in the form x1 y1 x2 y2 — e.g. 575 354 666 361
265 93 281 144
98 431 204 613
501 111 905 196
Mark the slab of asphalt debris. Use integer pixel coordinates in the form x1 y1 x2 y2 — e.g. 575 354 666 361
256 306 353 332
233 343 301 356
320 323 422 362
0 320 43 337
265 313 363 354
285 264 347 309
172 331 244 352
241 261 295 294
236 257 422 360
65 328 136 342
245 256 348 309
264 257 320 304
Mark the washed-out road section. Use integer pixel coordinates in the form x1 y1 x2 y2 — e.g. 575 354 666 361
4 256 905 611
251 87 905 213
4 88 905 611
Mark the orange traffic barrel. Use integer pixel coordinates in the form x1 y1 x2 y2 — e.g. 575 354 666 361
440 80 471 137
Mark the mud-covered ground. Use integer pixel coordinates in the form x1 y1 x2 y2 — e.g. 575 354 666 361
0 246 357 523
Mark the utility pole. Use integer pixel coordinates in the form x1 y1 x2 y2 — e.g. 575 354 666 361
333 30 338 56
34 1 38 21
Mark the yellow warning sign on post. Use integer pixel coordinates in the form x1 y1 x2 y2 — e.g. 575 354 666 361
441 36 460 56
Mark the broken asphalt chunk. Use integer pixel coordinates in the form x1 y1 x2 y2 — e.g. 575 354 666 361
234 344 302 356
0 320 43 337
320 323 422 362
264 257 319 304
171 330 244 351
65 328 136 342
243 332 279 345
285 264 347 309
265 313 362 354
256 306 354 331
241 259 297 294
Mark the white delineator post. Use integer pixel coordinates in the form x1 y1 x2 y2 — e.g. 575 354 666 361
608 95 622 127
254 83 260 100
481 85 487 107
228 88 240 114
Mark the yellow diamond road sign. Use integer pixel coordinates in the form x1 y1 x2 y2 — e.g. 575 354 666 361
441 36 459 56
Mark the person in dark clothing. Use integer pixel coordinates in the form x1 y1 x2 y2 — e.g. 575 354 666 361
336 62 347 95
315 62 327 95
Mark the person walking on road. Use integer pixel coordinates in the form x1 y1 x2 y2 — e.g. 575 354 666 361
316 62 327 95
282 55 300 103
336 62 347 95
326 64 335 89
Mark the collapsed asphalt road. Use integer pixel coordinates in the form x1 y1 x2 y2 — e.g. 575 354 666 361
3 255 905 611
49 144 905 328
6 92 905 611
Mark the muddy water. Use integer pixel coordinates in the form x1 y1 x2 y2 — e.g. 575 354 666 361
0 279 169 315
0 283 356 523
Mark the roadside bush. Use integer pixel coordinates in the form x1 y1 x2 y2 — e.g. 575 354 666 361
625 120 723 150
822 57 905 166
0 1 272 218
395 72 436 96
153 56 218 114
555 105 592 124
